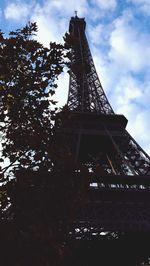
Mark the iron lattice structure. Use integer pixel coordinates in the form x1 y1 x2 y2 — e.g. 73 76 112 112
67 16 150 175
56 15 150 265
67 16 114 114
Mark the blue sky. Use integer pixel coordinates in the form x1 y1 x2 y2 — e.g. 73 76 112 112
0 0 150 155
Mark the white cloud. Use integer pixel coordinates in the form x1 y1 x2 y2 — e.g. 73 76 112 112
4 1 34 21
128 0 150 15
87 9 150 155
130 0 150 3
92 46 111 93
4 0 89 23
31 9 65 45
128 109 150 154
30 1 82 45
91 0 117 10
45 0 89 17
0 9 2 19
110 74 150 154
108 10 150 72
88 24 104 45
53 71 69 109
4 0 90 45
114 76 142 108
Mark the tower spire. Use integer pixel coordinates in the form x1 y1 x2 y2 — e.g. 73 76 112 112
67 16 114 114
74 10 78 17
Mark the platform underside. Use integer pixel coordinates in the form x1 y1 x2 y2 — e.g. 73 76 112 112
63 234 150 266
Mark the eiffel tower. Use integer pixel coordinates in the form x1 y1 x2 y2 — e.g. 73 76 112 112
55 15 150 266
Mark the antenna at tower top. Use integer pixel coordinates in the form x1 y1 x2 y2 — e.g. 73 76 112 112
74 10 78 17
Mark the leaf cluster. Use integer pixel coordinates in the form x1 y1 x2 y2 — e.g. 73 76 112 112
0 22 65 174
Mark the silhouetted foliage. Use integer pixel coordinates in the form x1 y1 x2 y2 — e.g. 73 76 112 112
0 22 91 266
0 22 65 176
0 23 75 265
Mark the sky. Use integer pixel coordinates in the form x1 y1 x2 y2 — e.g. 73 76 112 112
0 0 150 155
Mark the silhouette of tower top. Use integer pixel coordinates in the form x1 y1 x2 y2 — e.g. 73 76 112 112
67 15 114 114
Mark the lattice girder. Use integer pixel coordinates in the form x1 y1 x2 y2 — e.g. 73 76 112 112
67 16 114 114
56 111 150 176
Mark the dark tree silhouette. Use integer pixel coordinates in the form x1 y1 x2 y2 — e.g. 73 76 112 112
0 22 65 176
0 23 75 266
